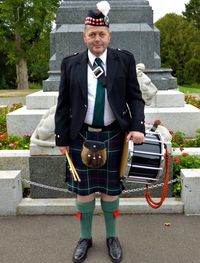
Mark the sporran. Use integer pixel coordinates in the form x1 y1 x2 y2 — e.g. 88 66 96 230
81 139 107 169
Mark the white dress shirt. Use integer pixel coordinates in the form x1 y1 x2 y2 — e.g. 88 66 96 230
84 49 116 126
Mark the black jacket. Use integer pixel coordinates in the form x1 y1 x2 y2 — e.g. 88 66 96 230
55 47 145 146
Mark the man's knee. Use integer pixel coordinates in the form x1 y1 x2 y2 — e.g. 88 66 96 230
101 193 119 201
77 193 95 202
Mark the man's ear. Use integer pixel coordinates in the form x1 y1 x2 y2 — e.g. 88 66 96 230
109 31 112 42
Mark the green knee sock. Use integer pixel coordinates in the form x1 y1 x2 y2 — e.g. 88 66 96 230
101 199 119 238
76 199 95 239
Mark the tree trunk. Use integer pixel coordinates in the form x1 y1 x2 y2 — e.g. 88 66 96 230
16 58 29 90
15 25 29 90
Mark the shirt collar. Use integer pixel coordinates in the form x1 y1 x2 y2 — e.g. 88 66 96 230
88 49 107 66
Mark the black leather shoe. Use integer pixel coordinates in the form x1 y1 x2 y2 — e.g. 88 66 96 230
72 238 93 263
106 237 123 263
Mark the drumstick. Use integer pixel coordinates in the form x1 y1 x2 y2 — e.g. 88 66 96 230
70 159 81 182
65 152 77 181
67 154 81 182
66 152 79 181
66 152 81 182
72 164 81 182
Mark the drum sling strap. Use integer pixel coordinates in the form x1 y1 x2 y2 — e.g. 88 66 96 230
144 146 170 209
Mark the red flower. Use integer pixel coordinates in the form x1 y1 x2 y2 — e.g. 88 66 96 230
179 147 184 151
9 142 17 147
169 130 174 135
0 134 8 140
182 153 189 157
174 156 181 164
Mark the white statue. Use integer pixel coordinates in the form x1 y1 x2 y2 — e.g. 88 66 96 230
31 63 158 146
30 105 56 146
136 63 157 106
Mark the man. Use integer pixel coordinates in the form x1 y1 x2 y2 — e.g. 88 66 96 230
55 1 145 262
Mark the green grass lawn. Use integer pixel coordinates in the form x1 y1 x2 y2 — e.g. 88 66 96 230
0 83 42 97
0 88 41 98
178 84 200 94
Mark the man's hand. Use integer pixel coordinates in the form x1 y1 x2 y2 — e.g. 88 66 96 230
126 131 144 144
59 146 69 155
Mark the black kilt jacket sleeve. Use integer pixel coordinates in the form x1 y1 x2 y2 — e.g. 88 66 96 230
55 48 145 147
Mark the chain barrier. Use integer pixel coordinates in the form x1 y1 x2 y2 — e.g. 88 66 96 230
20 177 181 195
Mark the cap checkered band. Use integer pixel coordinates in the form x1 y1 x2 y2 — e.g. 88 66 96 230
85 17 105 26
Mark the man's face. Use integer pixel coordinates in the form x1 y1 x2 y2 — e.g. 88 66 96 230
83 25 111 57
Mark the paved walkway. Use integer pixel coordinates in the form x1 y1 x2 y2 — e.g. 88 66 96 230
1 214 200 263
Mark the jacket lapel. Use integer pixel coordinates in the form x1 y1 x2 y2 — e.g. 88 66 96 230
106 48 119 93
76 50 88 100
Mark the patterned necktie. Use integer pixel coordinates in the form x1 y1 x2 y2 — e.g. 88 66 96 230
92 57 105 127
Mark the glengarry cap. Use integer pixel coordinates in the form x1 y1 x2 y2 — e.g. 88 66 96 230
85 1 111 27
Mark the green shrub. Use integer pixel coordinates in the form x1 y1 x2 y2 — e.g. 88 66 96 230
173 154 200 197
171 129 200 147
184 58 200 84
29 82 42 90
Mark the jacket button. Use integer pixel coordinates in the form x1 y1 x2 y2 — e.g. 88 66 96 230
84 105 87 108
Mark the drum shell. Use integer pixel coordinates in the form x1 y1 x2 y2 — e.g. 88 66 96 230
124 132 165 184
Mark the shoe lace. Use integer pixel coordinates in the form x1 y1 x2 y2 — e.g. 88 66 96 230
78 239 89 249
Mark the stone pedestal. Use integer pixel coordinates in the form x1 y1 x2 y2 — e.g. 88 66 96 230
0 150 30 188
181 169 200 215
0 170 22 215
29 144 75 198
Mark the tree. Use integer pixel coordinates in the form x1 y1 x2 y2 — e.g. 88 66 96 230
0 48 16 88
28 28 50 84
183 0 200 30
0 0 59 89
155 13 200 84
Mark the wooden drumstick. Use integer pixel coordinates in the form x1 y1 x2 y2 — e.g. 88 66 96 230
66 152 77 181
67 155 81 182
70 159 81 182
66 152 81 182
73 165 81 182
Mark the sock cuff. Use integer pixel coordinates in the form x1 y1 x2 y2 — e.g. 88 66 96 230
76 199 95 213
101 198 119 212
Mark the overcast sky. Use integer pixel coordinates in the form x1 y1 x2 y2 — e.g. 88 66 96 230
148 0 190 21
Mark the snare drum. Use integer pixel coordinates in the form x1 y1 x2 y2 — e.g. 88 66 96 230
123 131 166 185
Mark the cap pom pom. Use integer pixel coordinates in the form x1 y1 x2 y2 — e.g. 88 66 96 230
96 1 111 16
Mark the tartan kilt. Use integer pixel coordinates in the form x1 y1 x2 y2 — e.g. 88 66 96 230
65 129 125 196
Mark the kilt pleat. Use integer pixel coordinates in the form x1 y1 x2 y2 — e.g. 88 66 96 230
65 129 124 196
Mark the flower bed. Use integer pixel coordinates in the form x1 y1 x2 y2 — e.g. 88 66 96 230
185 94 200 109
0 104 30 149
